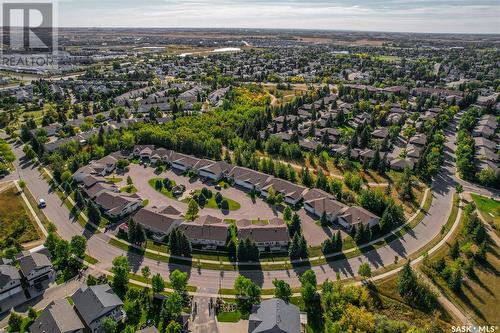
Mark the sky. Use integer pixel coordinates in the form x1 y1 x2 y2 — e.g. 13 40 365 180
52 0 500 34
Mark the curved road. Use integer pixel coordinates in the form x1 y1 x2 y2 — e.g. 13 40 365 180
3 120 498 290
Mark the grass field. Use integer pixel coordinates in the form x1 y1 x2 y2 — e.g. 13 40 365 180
217 311 242 322
374 275 452 328
105 176 123 183
422 209 500 325
148 178 177 199
120 185 137 194
0 186 41 249
185 189 241 211
471 193 500 236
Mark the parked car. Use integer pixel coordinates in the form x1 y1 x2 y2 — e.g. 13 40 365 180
38 198 46 208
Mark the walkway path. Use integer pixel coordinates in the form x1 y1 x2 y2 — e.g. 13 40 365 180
189 288 220 333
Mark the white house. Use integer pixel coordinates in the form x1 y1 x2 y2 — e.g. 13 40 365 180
18 252 55 288
0 264 23 302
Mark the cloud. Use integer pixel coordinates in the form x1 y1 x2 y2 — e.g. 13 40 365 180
56 0 500 33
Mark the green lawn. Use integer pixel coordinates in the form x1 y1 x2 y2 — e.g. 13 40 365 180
187 189 241 211
471 193 500 236
0 186 41 249
105 176 123 183
84 254 99 264
148 178 177 199
217 311 242 322
119 185 137 194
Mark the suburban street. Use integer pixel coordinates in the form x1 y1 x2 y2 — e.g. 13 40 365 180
2 121 498 291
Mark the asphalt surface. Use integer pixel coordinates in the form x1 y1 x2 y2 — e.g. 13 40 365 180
3 119 498 291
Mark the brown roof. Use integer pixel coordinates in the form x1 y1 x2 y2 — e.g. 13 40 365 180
169 152 201 168
229 167 272 188
305 196 347 217
338 206 379 227
133 205 183 234
198 160 235 175
237 218 289 243
95 191 142 214
262 178 308 201
302 188 333 202
180 216 229 242
81 175 107 188
84 182 118 199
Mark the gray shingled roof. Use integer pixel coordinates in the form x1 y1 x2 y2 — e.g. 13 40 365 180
30 299 85 333
0 264 20 289
72 284 123 326
18 253 51 277
249 298 301 333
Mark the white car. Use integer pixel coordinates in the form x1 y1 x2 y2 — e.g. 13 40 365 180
38 198 46 208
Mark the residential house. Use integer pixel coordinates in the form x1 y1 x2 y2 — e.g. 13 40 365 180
133 205 183 241
261 178 308 205
150 148 172 164
167 152 201 172
248 298 301 333
83 181 118 199
229 167 272 191
236 218 289 252
18 252 55 288
390 158 415 171
72 284 124 333
408 133 427 147
197 161 235 181
303 189 347 223
94 191 143 218
180 215 229 250
131 145 155 159
372 127 389 140
0 264 22 302
337 206 380 230
30 299 85 333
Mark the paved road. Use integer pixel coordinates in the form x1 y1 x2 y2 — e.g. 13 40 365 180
3 118 498 291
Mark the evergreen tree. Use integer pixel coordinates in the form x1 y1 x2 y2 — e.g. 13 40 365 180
289 213 301 236
88 202 101 224
289 232 300 259
334 230 342 251
370 149 380 170
128 219 137 244
320 211 328 226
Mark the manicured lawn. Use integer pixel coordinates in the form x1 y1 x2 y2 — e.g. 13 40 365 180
188 189 241 211
217 311 242 322
105 176 123 183
148 178 177 199
471 193 500 235
84 254 99 264
0 186 41 249
119 185 137 194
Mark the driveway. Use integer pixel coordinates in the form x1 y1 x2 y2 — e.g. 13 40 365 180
126 164 279 220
